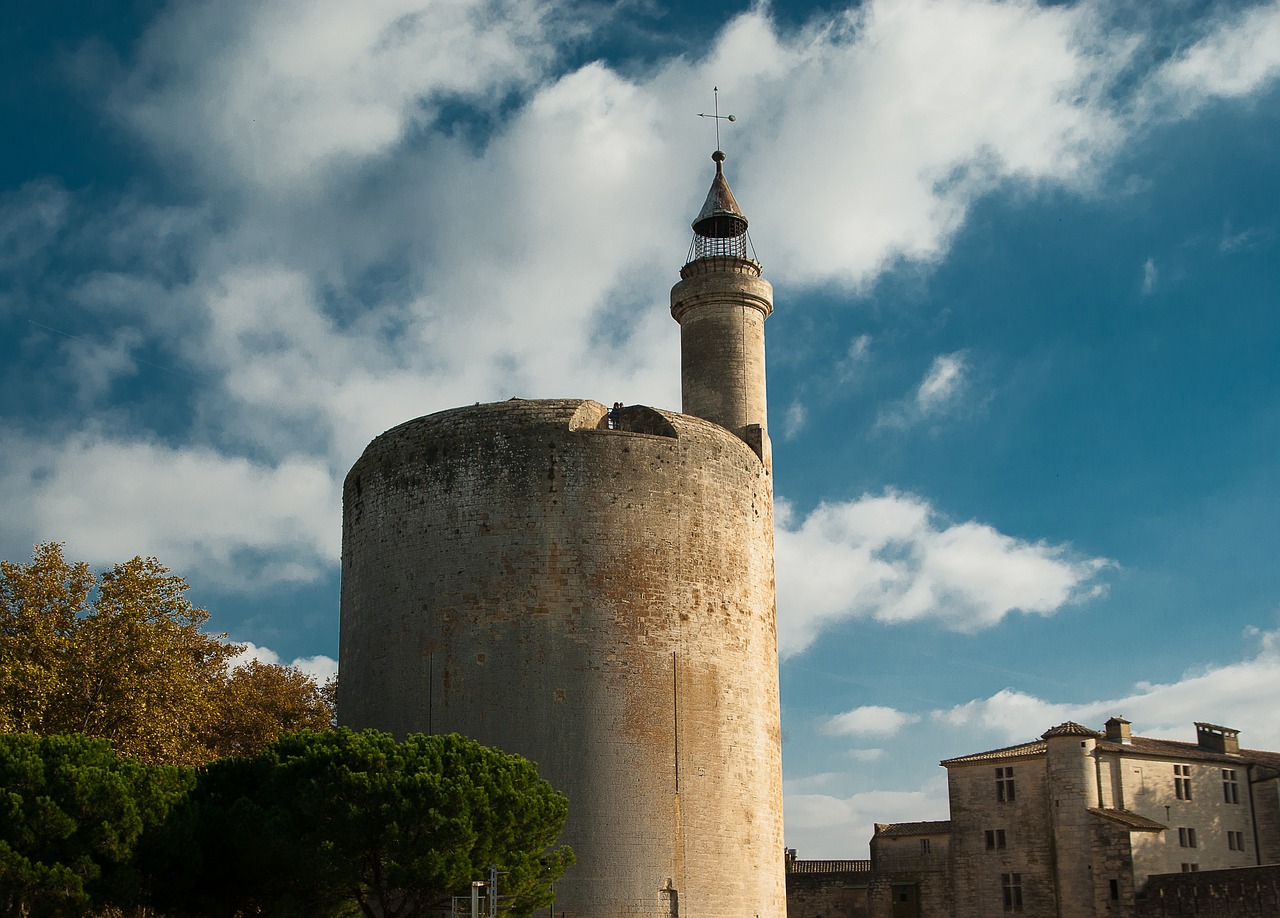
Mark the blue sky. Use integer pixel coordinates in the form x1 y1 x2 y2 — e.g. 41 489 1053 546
2 0 1278 857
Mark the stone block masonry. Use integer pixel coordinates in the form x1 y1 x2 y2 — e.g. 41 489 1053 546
339 398 785 918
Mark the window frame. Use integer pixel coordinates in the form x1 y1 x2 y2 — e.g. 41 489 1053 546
1174 764 1193 801
1001 872 1023 912
1223 769 1240 804
996 766 1016 803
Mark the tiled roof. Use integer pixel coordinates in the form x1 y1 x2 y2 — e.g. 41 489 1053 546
1043 721 1101 739
787 859 872 875
1089 808 1167 831
1095 736 1280 770
941 740 1045 766
873 820 952 837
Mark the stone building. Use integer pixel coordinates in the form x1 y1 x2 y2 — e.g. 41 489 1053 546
787 719 1280 918
944 719 1280 917
337 151 786 918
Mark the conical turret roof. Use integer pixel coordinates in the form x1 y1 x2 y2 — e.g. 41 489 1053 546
692 151 748 239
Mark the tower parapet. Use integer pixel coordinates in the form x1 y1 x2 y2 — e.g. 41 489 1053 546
671 151 774 463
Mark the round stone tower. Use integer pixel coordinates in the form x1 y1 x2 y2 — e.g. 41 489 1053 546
338 153 784 918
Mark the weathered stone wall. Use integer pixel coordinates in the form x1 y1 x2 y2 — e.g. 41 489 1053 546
1046 735 1098 917
1135 864 1280 917
869 833 951 917
339 398 784 918
1089 814 1139 914
947 755 1056 918
1109 754 1256 880
671 256 772 441
787 868 872 917
1251 773 1280 864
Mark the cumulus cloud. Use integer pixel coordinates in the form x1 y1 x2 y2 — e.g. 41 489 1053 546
785 778 949 857
1154 1 1280 107
775 491 1111 656
935 626 1280 751
112 0 559 189
4 0 1279 593
0 433 340 590
823 705 921 737
232 641 339 683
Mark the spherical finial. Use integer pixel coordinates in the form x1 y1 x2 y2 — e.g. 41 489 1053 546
712 149 726 174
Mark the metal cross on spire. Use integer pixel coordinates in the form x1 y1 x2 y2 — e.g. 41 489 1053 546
697 86 736 151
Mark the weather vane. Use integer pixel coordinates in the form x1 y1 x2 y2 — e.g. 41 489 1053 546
697 86 736 151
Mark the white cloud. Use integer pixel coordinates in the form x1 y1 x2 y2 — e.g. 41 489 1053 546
0 433 340 591
916 352 968 412
846 748 886 763
775 491 1111 656
231 641 338 683
742 0 1129 286
6 0 1277 594
113 0 558 189
936 626 1280 751
823 705 921 737
1155 1 1280 105
785 778 949 858
1141 257 1157 295
877 352 972 429
783 401 808 440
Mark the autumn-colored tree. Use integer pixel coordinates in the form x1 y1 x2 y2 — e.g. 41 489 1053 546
208 659 333 760
0 543 93 734
0 544 334 765
55 554 238 765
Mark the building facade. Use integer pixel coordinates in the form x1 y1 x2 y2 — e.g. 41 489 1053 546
788 719 1280 918
338 152 787 918
944 719 1280 918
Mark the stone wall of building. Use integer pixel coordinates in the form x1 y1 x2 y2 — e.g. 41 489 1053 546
948 754 1056 918
1134 864 1280 917
338 398 784 918
1107 753 1256 879
1251 772 1280 864
786 862 872 918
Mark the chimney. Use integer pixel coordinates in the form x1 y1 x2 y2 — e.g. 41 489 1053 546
1104 716 1132 744
1195 722 1240 754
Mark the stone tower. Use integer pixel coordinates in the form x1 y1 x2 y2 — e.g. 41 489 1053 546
338 152 785 917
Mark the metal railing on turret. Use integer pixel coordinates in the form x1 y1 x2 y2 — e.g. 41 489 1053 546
686 230 760 264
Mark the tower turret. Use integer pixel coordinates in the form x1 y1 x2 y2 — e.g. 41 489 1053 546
671 151 774 463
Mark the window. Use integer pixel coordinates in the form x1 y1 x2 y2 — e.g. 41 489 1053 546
1109 879 1120 901
1001 873 1023 911
920 838 931 854
1178 827 1198 848
1228 831 1244 851
985 829 1007 850
1180 863 1199 873
1174 764 1192 800
996 766 1016 803
1223 769 1240 804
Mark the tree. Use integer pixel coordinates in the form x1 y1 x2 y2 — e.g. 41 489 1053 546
162 730 573 918
207 660 333 760
1 543 333 765
0 543 93 734
55 554 238 765
0 733 193 918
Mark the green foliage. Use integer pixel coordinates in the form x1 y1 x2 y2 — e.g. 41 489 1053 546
160 730 572 918
0 733 193 918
